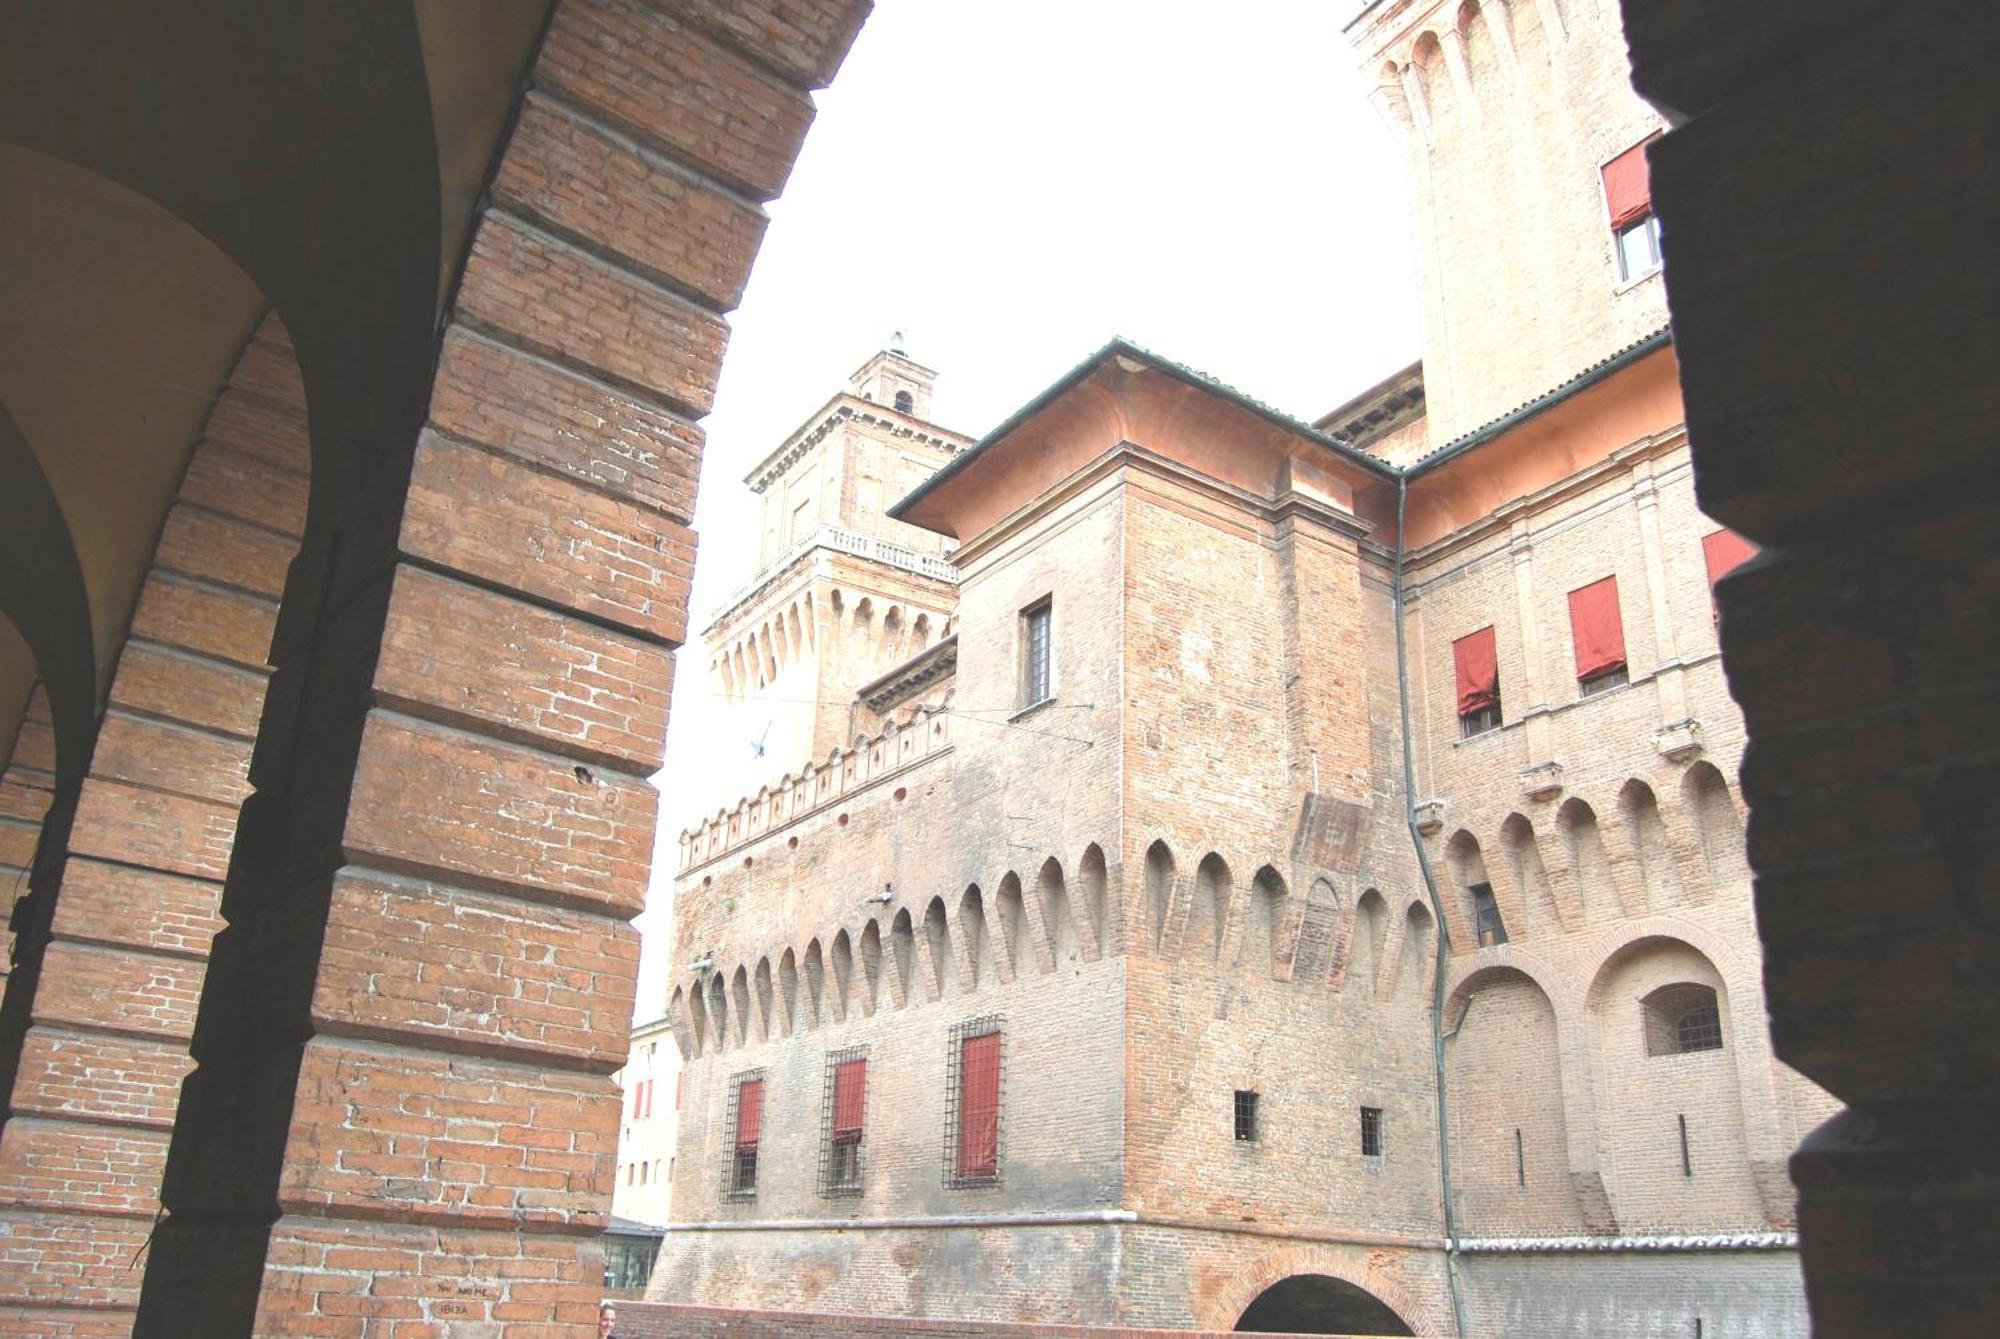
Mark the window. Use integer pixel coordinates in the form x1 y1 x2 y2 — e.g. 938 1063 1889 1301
1360 1105 1384 1158
820 1049 868 1197
1020 599 1053 709
1453 626 1501 737
1642 983 1725 1056
1470 882 1508 947
1603 136 1662 281
945 1017 1003 1186
1233 1090 1260 1143
1701 528 1759 624
894 389 914 414
722 1072 764 1199
1568 576 1628 695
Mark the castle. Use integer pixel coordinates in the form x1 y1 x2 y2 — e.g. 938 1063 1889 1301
642 2 1835 1333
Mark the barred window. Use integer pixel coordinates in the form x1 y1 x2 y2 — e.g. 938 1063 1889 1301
1470 882 1508 947
721 1071 764 1200
819 1048 868 1197
944 1017 1004 1186
1642 983 1725 1056
1020 599 1052 709
1233 1090 1259 1143
1360 1105 1384 1158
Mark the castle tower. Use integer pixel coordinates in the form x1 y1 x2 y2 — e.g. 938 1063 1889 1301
1346 0 1671 446
702 346 972 800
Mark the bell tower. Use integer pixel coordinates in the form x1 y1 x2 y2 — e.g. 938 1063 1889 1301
1346 0 1670 443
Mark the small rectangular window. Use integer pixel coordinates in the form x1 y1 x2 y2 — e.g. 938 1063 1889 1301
1453 627 1501 736
820 1048 868 1197
723 1072 764 1200
1234 1090 1259 1143
945 1017 1004 1186
1020 599 1053 709
1603 136 1662 281
1470 882 1508 947
1678 1113 1694 1178
1360 1105 1384 1158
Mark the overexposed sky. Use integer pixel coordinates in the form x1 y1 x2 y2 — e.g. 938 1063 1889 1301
632 0 1421 1017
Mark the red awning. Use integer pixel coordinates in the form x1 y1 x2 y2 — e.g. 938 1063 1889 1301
734 1078 764 1151
1702 528 1758 586
1568 576 1627 681
833 1059 867 1138
1603 139 1655 231
957 1033 1000 1178
1453 627 1499 717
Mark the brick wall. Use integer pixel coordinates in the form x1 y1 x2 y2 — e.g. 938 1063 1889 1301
123 1 877 1334
0 312 304 1338
613 1300 1338 1338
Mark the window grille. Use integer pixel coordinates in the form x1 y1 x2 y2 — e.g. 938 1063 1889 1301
721 1071 764 1200
818 1047 868 1197
944 1016 1004 1187
1360 1105 1384 1158
1233 1090 1259 1143
1642 983 1725 1056
1021 601 1052 708
1470 882 1508 947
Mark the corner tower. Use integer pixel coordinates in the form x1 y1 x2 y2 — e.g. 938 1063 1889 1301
1347 0 1670 443
703 347 971 799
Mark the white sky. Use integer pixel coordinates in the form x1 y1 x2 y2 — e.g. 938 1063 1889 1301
632 0 1422 1018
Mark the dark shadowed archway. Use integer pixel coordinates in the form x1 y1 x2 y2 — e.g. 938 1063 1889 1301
1235 1273 1415 1335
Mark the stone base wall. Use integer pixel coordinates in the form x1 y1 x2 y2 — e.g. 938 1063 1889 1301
615 1302 1333 1338
1457 1249 1808 1339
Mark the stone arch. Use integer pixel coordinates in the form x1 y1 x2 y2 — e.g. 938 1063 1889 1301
801 939 825 1029
707 974 729 1054
1410 30 1449 123
1078 842 1109 956
994 871 1026 982
753 957 775 1042
1187 851 1231 965
1394 901 1436 1002
1444 828 1501 949
1349 888 1390 995
730 965 752 1047
830 929 854 1022
1036 855 1082 967
1143 838 1175 954
1617 779 1686 911
777 949 799 1036
1681 760 1747 899
1235 1275 1415 1334
957 884 989 990
1444 964 1587 1233
1556 796 1616 921
889 908 915 1006
1298 875 1347 987
1584 935 1767 1231
685 982 707 1058
1198 1243 1444 1335
923 894 954 998
858 918 884 1014
1500 811 1565 933
1241 864 1289 979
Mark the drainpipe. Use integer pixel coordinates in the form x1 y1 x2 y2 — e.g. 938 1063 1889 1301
1395 473 1472 1338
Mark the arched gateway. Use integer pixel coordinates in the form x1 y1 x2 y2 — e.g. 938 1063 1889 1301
1235 1273 1416 1335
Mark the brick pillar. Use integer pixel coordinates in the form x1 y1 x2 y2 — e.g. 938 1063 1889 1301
0 688 56 971
130 2 871 1334
1621 0 2000 1333
0 315 304 1338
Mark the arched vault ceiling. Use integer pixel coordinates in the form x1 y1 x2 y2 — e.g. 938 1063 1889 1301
0 1 550 766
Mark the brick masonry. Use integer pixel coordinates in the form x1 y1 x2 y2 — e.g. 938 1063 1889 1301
0 313 306 1337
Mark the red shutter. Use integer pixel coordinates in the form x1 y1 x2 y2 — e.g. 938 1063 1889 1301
644 1080 654 1119
735 1078 764 1152
833 1059 867 1138
957 1033 1001 1178
1603 138 1654 231
630 1084 642 1120
1568 576 1627 680
1452 627 1499 717
1702 528 1758 586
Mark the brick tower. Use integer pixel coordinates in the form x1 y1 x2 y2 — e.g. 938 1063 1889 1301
699 344 970 806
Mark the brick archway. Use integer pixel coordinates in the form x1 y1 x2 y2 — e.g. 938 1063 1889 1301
1196 1244 1448 1336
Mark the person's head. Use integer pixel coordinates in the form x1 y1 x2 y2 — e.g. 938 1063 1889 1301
599 1302 616 1336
